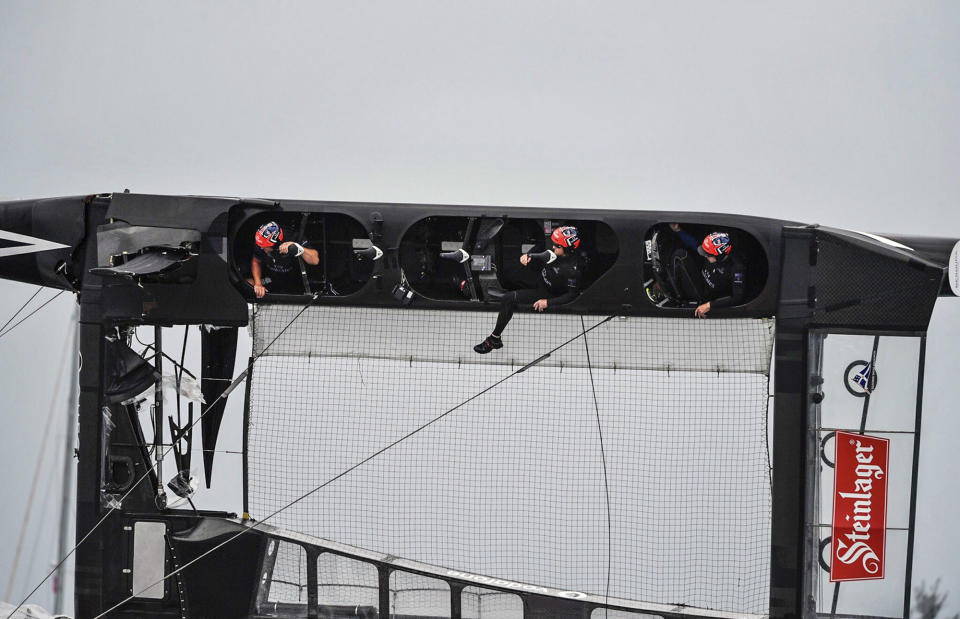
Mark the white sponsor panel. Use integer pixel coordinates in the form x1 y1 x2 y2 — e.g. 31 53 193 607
950 239 960 296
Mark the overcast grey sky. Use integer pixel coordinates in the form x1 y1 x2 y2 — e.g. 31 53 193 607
1 1 958 616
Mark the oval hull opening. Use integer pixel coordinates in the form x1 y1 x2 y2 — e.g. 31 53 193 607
400 215 619 303
643 222 768 309
234 212 374 299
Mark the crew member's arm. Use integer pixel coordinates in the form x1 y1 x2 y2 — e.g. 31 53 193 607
251 257 267 298
668 223 700 251
279 242 320 266
521 252 551 266
300 247 319 266
520 241 549 266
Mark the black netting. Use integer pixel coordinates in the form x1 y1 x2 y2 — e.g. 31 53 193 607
813 234 941 328
247 306 774 614
267 542 308 605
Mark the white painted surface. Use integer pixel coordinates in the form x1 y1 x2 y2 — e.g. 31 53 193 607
949 240 960 296
132 522 166 600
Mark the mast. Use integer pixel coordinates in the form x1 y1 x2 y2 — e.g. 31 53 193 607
54 305 78 614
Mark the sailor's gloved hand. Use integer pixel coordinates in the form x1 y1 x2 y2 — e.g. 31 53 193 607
278 242 305 257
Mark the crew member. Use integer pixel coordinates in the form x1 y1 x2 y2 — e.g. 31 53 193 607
474 225 585 353
249 221 320 298
667 223 745 317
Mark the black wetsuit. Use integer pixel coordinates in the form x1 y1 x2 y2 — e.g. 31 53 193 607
491 250 585 336
670 228 746 308
253 229 311 293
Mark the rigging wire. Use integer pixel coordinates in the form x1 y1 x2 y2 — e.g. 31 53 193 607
92 314 618 619
22 451 60 605
3 334 70 602
0 290 66 342
580 315 613 612
176 325 190 429
132 330 198 379
7 294 321 619
0 287 42 333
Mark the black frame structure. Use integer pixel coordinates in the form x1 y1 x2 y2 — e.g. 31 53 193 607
800 328 926 619
0 192 955 619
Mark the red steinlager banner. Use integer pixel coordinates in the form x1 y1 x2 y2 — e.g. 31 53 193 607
830 431 889 581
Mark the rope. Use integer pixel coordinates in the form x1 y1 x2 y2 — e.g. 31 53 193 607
3 332 70 602
0 291 65 342
132 342 198 380
581 315 612 611
93 314 618 618
176 325 190 430
22 453 60 600
0 287 42 333
7 294 321 619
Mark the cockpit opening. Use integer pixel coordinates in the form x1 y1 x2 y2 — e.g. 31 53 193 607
399 216 619 303
643 222 767 309
233 212 374 299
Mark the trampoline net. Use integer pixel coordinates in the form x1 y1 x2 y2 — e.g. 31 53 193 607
246 305 775 614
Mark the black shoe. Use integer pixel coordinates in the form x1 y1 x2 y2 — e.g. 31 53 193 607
473 336 503 354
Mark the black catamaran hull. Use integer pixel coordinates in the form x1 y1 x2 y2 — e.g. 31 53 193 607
0 192 955 619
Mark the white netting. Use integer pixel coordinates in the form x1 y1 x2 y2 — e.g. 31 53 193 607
247 305 774 614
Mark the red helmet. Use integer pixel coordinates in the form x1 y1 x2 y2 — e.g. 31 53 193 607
550 226 581 250
255 221 283 249
698 231 732 258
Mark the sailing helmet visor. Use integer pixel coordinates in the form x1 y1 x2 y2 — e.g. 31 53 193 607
550 225 581 250
698 231 732 258
255 221 283 249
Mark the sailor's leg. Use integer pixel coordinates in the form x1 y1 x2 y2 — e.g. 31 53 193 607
492 291 520 337
475 288 540 353
493 288 544 334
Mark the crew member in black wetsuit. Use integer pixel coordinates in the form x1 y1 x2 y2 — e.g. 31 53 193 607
474 225 585 354
667 223 745 318
249 221 320 298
